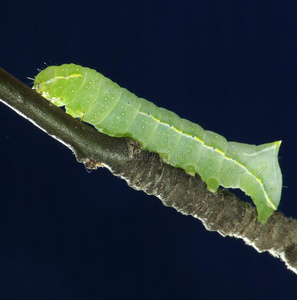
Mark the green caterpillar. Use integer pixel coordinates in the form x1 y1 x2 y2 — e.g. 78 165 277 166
33 64 282 223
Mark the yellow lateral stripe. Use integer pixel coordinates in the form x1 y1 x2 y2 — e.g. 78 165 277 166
64 73 84 79
140 111 276 210
43 74 83 86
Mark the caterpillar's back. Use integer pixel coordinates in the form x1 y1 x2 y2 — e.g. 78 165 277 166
33 64 282 223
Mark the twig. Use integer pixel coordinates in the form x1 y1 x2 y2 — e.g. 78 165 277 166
1 67 296 274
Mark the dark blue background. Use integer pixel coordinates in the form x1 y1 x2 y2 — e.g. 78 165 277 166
1 1 296 299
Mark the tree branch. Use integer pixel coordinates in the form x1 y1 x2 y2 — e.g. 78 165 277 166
1 67 296 274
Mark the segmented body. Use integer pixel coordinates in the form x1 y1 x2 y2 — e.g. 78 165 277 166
33 64 282 223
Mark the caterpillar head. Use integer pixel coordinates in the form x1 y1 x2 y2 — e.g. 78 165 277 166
33 64 84 108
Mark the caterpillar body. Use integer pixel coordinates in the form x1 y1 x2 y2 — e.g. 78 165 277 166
33 64 282 223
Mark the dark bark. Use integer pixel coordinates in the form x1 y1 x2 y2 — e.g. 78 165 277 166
1 67 296 274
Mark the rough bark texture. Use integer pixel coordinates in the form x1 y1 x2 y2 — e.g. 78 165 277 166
1 67 296 274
